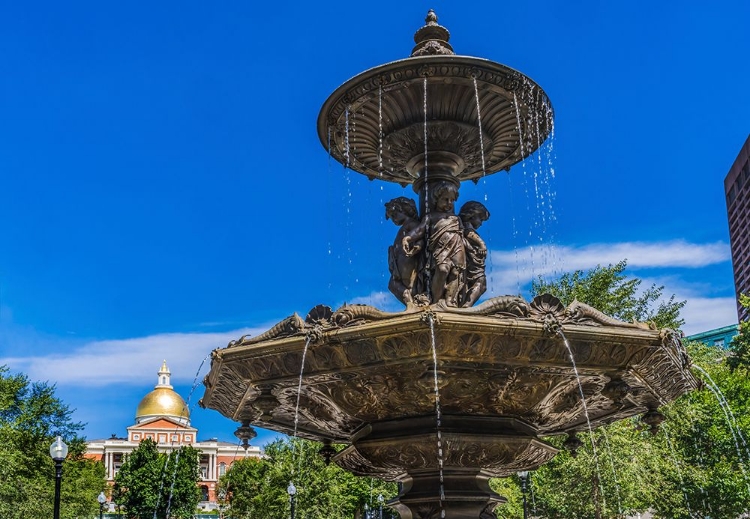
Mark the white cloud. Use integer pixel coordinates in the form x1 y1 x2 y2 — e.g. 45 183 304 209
2 240 733 390
347 291 403 311
490 240 730 287
1 326 267 388
680 297 737 336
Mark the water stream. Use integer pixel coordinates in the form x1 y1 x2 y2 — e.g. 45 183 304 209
344 106 351 169
472 77 487 177
427 314 446 518
378 84 384 177
292 336 313 480
512 91 536 283
600 427 623 514
662 425 694 517
693 364 750 461
146 353 213 518
423 76 430 215
511 84 561 289
692 364 750 493
557 330 607 512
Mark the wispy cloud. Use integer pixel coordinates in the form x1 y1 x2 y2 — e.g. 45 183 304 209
0 240 734 389
348 240 735 334
1 327 267 388
348 291 402 310
491 240 729 286
680 297 737 335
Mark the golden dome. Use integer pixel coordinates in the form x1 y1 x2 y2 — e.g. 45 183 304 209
135 387 190 421
134 360 190 424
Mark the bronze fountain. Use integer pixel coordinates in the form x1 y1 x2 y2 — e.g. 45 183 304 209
200 11 698 519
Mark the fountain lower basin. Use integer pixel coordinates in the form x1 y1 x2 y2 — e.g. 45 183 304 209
199 294 698 518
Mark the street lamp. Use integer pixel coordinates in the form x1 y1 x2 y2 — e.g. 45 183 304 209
49 436 68 519
378 494 384 519
98 491 107 519
517 470 529 519
287 482 297 519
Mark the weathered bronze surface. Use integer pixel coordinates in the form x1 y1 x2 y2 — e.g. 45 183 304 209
317 11 552 187
200 296 699 518
201 11 700 519
387 188 491 308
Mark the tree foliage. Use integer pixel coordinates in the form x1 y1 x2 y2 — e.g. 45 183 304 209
494 263 750 518
654 340 750 518
0 365 105 519
113 437 201 519
728 294 750 373
532 260 685 330
219 438 398 519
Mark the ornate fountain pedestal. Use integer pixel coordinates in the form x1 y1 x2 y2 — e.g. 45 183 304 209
200 297 698 519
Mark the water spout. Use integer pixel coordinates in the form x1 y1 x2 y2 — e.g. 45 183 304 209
427 314 446 518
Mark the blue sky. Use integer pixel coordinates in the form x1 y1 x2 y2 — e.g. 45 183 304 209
1 2 748 448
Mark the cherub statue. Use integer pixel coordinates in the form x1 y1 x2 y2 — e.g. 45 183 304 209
403 181 466 306
385 197 421 307
459 201 490 307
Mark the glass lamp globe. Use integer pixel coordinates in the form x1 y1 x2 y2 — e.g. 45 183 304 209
49 436 68 461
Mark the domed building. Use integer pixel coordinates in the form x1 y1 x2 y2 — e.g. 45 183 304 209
86 361 261 512
134 360 191 425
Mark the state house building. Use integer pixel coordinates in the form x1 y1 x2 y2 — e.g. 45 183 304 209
86 361 261 511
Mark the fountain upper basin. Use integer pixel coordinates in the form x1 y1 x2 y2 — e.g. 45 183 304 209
317 54 553 186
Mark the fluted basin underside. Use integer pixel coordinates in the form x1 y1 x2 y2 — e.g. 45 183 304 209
317 55 553 186
200 295 698 517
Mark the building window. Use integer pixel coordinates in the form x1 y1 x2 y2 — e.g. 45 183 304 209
158 434 167 443
219 462 226 476
172 434 179 442
199 485 209 501
132 433 140 441
200 467 207 479
185 435 192 442
714 339 725 348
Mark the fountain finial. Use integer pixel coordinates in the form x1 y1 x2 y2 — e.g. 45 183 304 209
411 9 454 57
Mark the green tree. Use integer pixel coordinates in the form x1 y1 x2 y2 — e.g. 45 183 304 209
653 340 750 518
0 366 106 519
728 294 750 373
113 438 201 519
514 262 688 518
220 437 398 519
513 263 750 518
532 260 685 330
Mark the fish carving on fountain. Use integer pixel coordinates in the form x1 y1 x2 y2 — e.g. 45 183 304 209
200 10 700 519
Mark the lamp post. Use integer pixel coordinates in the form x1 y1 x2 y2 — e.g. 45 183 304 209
287 482 296 519
517 470 529 519
378 494 384 519
49 436 68 519
98 491 107 519
218 489 226 519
